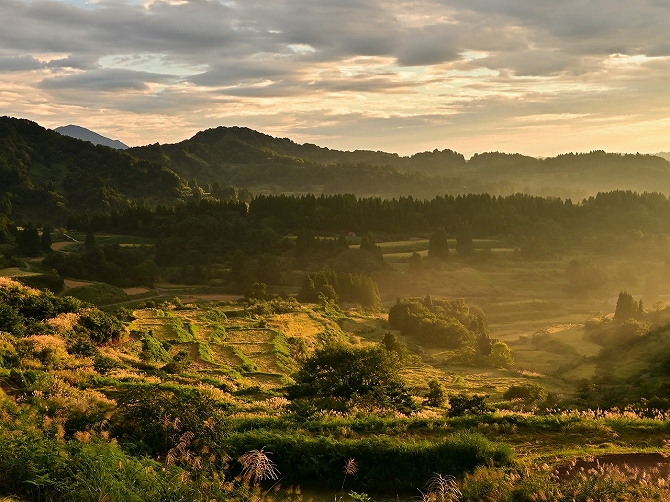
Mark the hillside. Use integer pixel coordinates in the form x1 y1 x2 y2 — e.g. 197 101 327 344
2 118 669 214
130 126 670 198
129 129 496 198
0 117 187 224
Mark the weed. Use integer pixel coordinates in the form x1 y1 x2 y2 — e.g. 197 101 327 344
237 447 280 486
421 473 462 502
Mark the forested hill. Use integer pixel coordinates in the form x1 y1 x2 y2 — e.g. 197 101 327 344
2 117 670 224
130 126 670 197
0 117 187 224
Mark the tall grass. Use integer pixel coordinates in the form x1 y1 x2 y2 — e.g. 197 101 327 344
220 430 512 492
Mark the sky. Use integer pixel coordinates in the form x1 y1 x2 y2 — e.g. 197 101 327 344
1 0 668 157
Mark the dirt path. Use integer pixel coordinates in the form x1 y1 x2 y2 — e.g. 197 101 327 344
52 241 75 251
63 279 94 289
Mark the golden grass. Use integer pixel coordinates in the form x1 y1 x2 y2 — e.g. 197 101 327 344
209 344 245 367
269 312 326 339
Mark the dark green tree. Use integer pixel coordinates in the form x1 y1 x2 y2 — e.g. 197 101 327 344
40 226 52 253
246 282 267 301
428 227 450 260
425 379 446 407
503 383 547 403
614 291 637 322
84 228 97 248
111 385 227 458
380 331 409 361
447 393 491 417
0 193 12 215
455 223 474 255
17 223 41 256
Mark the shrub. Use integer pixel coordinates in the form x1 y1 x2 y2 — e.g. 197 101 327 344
76 309 126 344
503 383 547 403
425 379 447 407
448 394 492 417
287 344 415 414
111 384 229 459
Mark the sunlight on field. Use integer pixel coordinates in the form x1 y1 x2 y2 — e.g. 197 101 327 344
209 344 244 367
130 310 179 340
544 325 602 358
0 267 37 277
269 312 325 338
561 362 597 380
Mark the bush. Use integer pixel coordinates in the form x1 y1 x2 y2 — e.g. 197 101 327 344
65 283 129 306
287 344 415 414
76 309 126 344
448 393 492 417
139 333 171 364
17 273 65 293
111 384 229 459
503 383 548 403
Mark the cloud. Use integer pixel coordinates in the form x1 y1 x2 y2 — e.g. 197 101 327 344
0 0 666 155
39 68 176 91
0 55 45 72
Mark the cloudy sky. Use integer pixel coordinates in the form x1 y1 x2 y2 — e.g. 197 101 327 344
1 0 668 156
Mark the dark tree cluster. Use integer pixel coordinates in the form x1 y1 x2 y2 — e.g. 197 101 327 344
43 233 157 288
614 291 644 322
287 344 415 414
298 270 381 307
388 296 490 350
62 190 670 271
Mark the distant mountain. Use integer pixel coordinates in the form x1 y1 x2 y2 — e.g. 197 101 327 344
129 127 511 198
55 125 129 150
656 152 670 162
0 117 186 224
3 117 670 226
130 126 670 198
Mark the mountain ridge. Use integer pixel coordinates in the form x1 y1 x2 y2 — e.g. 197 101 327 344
130 125 670 197
55 124 129 150
2 116 670 226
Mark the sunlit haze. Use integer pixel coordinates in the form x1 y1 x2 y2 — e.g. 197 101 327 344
2 0 668 156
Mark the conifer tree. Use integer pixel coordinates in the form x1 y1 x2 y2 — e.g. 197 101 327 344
428 227 450 260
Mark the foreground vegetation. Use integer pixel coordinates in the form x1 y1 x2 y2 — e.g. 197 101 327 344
1 277 670 500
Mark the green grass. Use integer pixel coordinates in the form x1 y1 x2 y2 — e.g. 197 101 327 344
0 267 37 278
64 283 130 305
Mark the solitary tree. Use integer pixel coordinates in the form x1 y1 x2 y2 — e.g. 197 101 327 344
425 379 446 407
40 226 52 253
489 341 514 368
455 223 474 255
428 227 450 260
